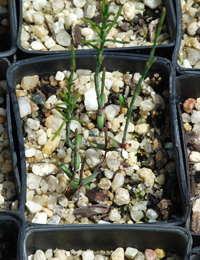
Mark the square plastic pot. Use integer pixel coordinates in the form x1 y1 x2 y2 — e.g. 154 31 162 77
0 213 23 260
17 0 176 60
0 58 22 213
6 53 190 226
0 0 17 59
23 226 192 259
176 73 200 240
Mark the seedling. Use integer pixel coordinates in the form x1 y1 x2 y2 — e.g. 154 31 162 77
54 1 166 193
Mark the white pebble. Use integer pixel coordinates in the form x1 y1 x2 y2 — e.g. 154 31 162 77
105 104 120 121
191 111 200 123
31 41 46 51
26 201 43 214
18 97 31 118
145 209 159 220
55 71 65 81
65 14 77 30
114 188 130 205
32 163 58 176
137 167 155 187
84 88 98 111
109 208 121 222
143 0 162 9
26 118 40 130
125 248 138 260
56 29 71 47
34 250 46 260
112 173 124 191
32 212 47 224
82 250 95 260
32 0 47 11
73 0 86 8
25 148 36 157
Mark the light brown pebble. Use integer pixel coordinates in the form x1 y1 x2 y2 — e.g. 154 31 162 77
87 122 95 130
88 112 97 120
42 207 54 218
0 116 6 124
58 80 66 88
0 154 4 163
0 0 8 6
144 249 157 260
183 98 196 113
49 75 58 86
28 156 35 163
155 249 166 259
183 122 192 131
16 90 28 97
122 107 127 115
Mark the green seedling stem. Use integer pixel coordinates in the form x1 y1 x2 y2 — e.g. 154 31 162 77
122 7 166 146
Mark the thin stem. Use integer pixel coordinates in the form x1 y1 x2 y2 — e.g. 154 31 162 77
122 7 166 146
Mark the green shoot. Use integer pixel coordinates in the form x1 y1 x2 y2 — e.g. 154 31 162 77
82 0 128 129
121 7 166 146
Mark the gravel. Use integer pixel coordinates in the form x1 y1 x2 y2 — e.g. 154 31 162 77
21 0 171 51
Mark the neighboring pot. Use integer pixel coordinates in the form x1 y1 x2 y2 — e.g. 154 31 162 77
0 0 17 59
0 213 23 260
6 53 190 226
0 58 21 213
17 0 176 60
174 0 200 73
176 74 200 241
24 226 192 259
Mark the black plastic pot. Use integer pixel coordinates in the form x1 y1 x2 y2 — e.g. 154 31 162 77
0 58 22 214
186 247 200 260
173 0 200 74
175 74 200 241
17 0 176 60
0 0 17 59
24 226 192 259
0 213 23 260
6 53 190 226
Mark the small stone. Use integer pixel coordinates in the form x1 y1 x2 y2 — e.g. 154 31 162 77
33 0 47 10
73 0 86 8
114 188 130 205
125 248 138 260
26 118 40 130
70 120 82 134
31 41 46 51
143 0 162 9
34 250 46 260
32 163 58 176
55 71 65 81
187 22 199 36
190 151 200 162
84 88 98 111
85 149 101 167
52 1 64 14
65 14 77 30
82 250 95 260
109 208 121 222
1 160 12 173
135 123 149 135
81 27 94 37
155 173 165 185
56 30 71 47
32 92 46 105
42 136 61 154
155 249 166 259
27 173 42 189
144 249 157 260
105 105 120 121
26 201 43 214
111 173 124 191
21 75 39 91
137 167 155 187
32 212 47 224
47 215 61 224
18 97 32 118
98 178 112 190
110 247 124 260
183 98 196 113
106 154 120 171
25 148 36 158
42 207 53 218
145 209 158 220
122 2 135 21
84 0 96 19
